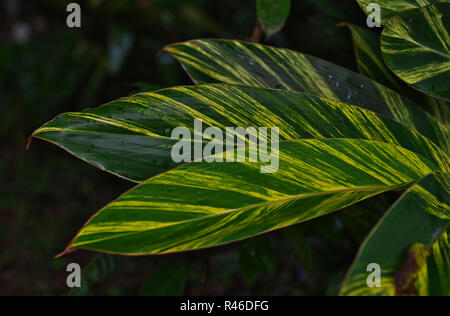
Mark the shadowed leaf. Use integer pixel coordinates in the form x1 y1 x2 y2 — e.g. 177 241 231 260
341 172 449 296
381 3 450 101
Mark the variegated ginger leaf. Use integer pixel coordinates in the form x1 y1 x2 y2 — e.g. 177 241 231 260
340 171 449 296
381 3 450 102
59 139 442 256
165 40 449 152
32 85 449 183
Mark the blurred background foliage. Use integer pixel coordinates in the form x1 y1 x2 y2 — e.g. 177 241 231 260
0 0 400 295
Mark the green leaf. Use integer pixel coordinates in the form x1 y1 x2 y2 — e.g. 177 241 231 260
344 23 450 126
59 138 442 256
356 0 450 24
381 3 450 101
340 172 449 296
165 40 449 152
425 96 450 126
32 85 449 183
257 0 291 38
416 228 450 295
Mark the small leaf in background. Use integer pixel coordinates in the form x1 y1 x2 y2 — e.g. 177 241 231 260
381 3 450 102
239 236 277 285
257 0 291 38
139 264 187 296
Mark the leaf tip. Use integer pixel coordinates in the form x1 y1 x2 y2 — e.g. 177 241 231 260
55 249 68 259
26 137 33 151
159 42 179 57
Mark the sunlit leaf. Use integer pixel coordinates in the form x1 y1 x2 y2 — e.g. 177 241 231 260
32 85 449 182
344 23 406 93
59 139 442 256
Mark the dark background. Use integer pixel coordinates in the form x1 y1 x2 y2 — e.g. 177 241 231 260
0 0 393 296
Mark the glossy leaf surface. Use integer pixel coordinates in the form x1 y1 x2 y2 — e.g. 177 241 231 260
32 85 449 182
165 40 449 151
60 139 442 256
